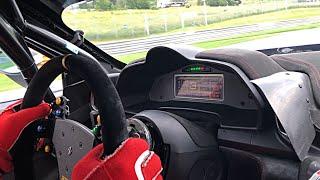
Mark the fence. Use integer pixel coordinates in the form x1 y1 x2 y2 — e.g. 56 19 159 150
63 1 320 42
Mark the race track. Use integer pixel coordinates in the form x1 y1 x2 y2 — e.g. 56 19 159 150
97 16 320 55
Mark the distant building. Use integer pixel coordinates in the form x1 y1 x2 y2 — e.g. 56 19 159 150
157 0 188 8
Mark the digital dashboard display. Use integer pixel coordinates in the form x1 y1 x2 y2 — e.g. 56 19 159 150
175 74 224 101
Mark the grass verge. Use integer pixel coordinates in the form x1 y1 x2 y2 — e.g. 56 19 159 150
115 52 148 64
193 22 320 48
0 74 22 92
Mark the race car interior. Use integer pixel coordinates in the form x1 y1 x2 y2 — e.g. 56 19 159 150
1 0 320 180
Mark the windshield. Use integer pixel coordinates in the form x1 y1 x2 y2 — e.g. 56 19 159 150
62 0 320 64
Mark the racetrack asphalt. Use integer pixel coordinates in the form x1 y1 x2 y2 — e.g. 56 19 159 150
97 16 320 55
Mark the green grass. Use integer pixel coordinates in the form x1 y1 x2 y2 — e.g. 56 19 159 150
194 33 275 49
62 3 320 42
0 74 21 92
0 54 22 92
115 51 147 64
194 22 320 48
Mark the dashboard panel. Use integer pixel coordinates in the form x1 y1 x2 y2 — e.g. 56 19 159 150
150 64 258 110
117 46 265 130
174 74 224 101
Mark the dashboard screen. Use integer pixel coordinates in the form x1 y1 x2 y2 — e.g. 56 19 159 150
175 74 224 100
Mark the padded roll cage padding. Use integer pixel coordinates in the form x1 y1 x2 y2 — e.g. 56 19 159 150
22 55 128 155
196 48 285 79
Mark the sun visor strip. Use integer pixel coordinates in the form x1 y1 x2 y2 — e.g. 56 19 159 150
252 72 316 161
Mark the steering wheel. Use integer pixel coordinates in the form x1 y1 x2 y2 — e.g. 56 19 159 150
13 55 128 179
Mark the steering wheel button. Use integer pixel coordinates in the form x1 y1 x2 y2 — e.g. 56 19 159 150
45 145 51 153
67 146 73 156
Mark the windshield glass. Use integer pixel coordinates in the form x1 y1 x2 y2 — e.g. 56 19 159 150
62 0 320 64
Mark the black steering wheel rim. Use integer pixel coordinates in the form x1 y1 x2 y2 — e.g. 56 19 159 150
14 55 128 179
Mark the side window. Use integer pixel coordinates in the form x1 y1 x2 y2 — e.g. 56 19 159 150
0 48 24 103
0 48 62 103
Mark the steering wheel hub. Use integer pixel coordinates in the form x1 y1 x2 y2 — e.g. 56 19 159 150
127 118 153 149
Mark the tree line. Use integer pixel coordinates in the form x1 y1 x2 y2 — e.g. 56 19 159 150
79 0 241 10
79 0 155 10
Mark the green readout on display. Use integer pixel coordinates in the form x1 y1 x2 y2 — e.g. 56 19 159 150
190 67 201 71
182 65 211 72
